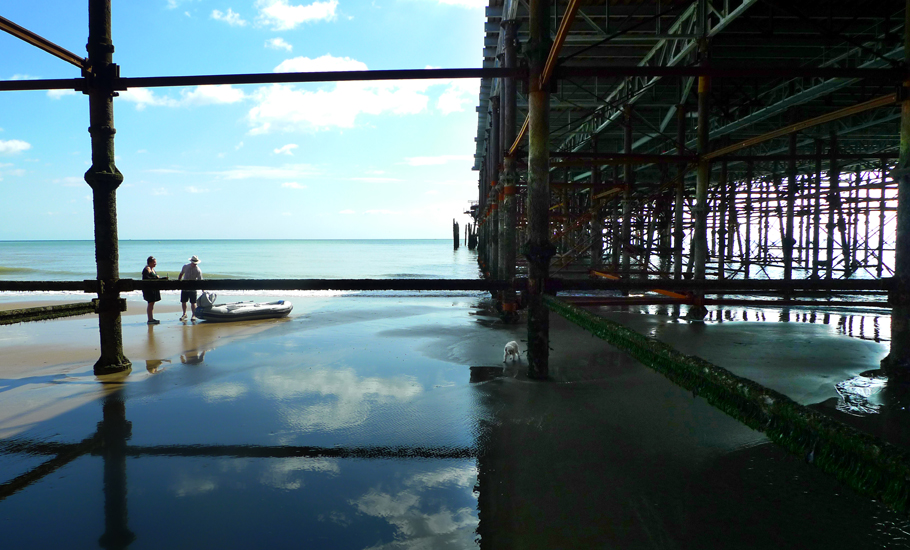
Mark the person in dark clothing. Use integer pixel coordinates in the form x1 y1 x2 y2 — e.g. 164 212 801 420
142 256 165 324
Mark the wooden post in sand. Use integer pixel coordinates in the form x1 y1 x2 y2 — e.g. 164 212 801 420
523 0 554 378
85 0 130 375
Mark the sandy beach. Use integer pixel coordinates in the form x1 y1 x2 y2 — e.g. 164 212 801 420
2 294 909 548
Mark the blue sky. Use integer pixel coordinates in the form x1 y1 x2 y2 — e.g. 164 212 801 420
1 0 484 240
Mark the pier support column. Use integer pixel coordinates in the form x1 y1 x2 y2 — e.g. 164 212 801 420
784 132 797 294
882 1 910 376
523 0 554 379
590 136 603 271
499 20 519 321
674 104 686 281
686 36 711 320
621 105 634 279
86 0 130 375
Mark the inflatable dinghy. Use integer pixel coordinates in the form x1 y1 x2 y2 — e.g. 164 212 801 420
194 292 292 322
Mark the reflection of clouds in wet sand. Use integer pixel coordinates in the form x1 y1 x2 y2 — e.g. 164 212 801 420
172 475 218 498
200 382 249 403
260 457 340 490
350 465 478 549
255 367 422 432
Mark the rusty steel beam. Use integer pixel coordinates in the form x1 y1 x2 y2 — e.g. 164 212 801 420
551 153 696 166
554 66 904 81
705 94 899 161
0 15 87 69
508 115 529 157
540 0 581 89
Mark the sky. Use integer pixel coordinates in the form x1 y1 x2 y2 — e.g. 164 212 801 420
0 0 485 240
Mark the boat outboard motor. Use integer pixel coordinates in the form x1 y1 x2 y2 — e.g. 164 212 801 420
197 291 217 309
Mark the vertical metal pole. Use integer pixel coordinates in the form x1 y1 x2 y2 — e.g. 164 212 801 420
687 32 710 320
862 168 871 268
812 140 823 278
718 158 728 279
500 20 518 320
490 99 500 282
727 164 736 260
744 160 753 279
621 105 634 278
590 135 604 270
612 166 621 271
784 132 797 291
86 0 130 375
827 133 839 280
878 157 888 278
674 104 686 280
524 0 554 379
882 0 910 375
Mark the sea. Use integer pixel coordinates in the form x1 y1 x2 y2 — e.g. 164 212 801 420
0 239 482 303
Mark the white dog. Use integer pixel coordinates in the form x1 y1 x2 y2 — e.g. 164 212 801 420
503 341 521 363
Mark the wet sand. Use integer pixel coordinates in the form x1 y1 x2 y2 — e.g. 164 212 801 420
1 294 909 549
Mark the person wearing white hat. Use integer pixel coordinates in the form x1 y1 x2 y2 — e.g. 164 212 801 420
178 255 203 321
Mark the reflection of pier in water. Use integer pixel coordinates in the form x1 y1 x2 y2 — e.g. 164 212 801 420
0 389 477 549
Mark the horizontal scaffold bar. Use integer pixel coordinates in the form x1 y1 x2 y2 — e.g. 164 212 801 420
0 278 893 294
1 66 903 93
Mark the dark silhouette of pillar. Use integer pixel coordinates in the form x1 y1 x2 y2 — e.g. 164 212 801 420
687 29 711 320
674 104 686 280
86 0 130 375
882 0 910 376
499 20 519 321
523 0 554 379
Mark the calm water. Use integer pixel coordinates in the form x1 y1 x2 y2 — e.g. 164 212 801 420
0 239 481 302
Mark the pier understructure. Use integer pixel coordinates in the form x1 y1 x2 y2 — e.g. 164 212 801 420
5 0 910 517
471 0 910 380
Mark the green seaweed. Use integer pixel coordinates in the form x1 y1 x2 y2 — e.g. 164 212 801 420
543 294 910 514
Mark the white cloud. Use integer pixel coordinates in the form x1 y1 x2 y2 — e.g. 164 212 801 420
274 54 367 73
186 186 210 193
0 139 31 155
244 56 473 133
117 85 244 110
364 209 400 215
248 80 431 133
256 0 338 30
265 37 293 51
212 8 248 26
47 89 78 100
255 366 421 432
274 143 299 155
214 164 319 180
435 0 487 7
404 155 472 166
436 79 477 114
152 188 170 196
10 74 39 81
117 88 179 110
182 85 246 105
349 177 403 183
260 458 339 490
350 463 479 548
281 181 307 189
55 177 84 187
201 382 248 402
